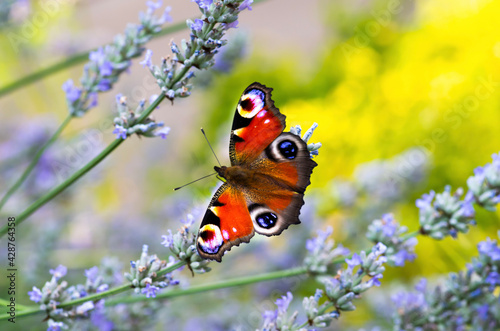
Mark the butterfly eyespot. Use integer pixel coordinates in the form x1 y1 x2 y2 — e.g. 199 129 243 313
237 89 265 118
278 140 298 159
198 224 224 254
256 212 278 229
240 98 252 111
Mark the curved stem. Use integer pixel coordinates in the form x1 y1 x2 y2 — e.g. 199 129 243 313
107 266 308 305
0 114 73 211
0 91 169 237
0 261 187 321
0 23 186 98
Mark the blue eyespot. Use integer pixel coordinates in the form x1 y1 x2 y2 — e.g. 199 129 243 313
279 140 297 159
256 212 278 229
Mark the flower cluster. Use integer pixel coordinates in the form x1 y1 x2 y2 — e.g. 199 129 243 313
304 227 350 274
261 243 387 330
63 1 172 117
28 264 112 330
124 244 179 298
289 123 322 157
161 214 211 274
141 0 253 101
416 186 476 239
112 94 170 140
392 234 500 330
467 152 500 211
366 213 417 267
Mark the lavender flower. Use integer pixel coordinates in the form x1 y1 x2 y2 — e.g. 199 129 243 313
290 123 322 157
125 244 179 294
28 262 113 330
64 2 173 117
49 265 67 279
28 286 43 303
112 95 169 140
146 0 254 102
166 215 211 274
417 186 476 240
366 214 417 267
467 152 500 211
392 235 500 330
304 227 350 273
141 283 160 298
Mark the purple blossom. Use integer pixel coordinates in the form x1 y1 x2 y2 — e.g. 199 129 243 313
160 6 172 23
146 0 163 14
140 49 153 69
47 320 65 331
239 0 253 11
478 238 500 261
97 284 109 293
416 190 435 209
346 253 363 272
85 266 99 282
485 271 500 286
477 304 490 321
49 265 67 279
97 79 111 91
99 60 113 76
62 79 82 103
75 301 95 315
88 92 98 108
314 289 323 301
193 0 212 10
414 278 427 292
380 213 398 237
161 229 173 247
28 286 43 303
372 242 387 257
191 18 203 31
141 283 160 298
154 127 170 139
366 273 383 287
393 249 416 266
112 125 127 139
262 310 277 325
89 47 105 63
181 214 195 227
275 292 293 314
222 20 239 29
306 226 333 252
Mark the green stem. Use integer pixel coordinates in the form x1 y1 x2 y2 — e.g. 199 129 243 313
106 266 308 305
0 23 186 98
0 261 186 321
0 114 73 211
0 91 167 237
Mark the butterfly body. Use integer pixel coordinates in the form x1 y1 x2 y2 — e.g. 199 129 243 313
197 83 317 262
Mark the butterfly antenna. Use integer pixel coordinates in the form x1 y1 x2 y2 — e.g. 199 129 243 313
201 128 222 167
174 172 217 191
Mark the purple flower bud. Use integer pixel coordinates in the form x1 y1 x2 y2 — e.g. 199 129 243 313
28 286 43 303
49 265 67 279
62 79 82 103
141 283 160 298
140 49 153 69
85 266 99 282
239 0 253 11
191 19 203 32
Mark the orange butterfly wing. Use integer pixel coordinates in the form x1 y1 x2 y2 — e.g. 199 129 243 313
197 83 317 261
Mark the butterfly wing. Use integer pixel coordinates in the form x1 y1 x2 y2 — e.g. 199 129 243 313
197 183 255 262
197 82 317 262
245 132 317 236
229 82 285 166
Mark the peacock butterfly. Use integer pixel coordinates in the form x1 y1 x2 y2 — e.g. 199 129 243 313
197 82 317 262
